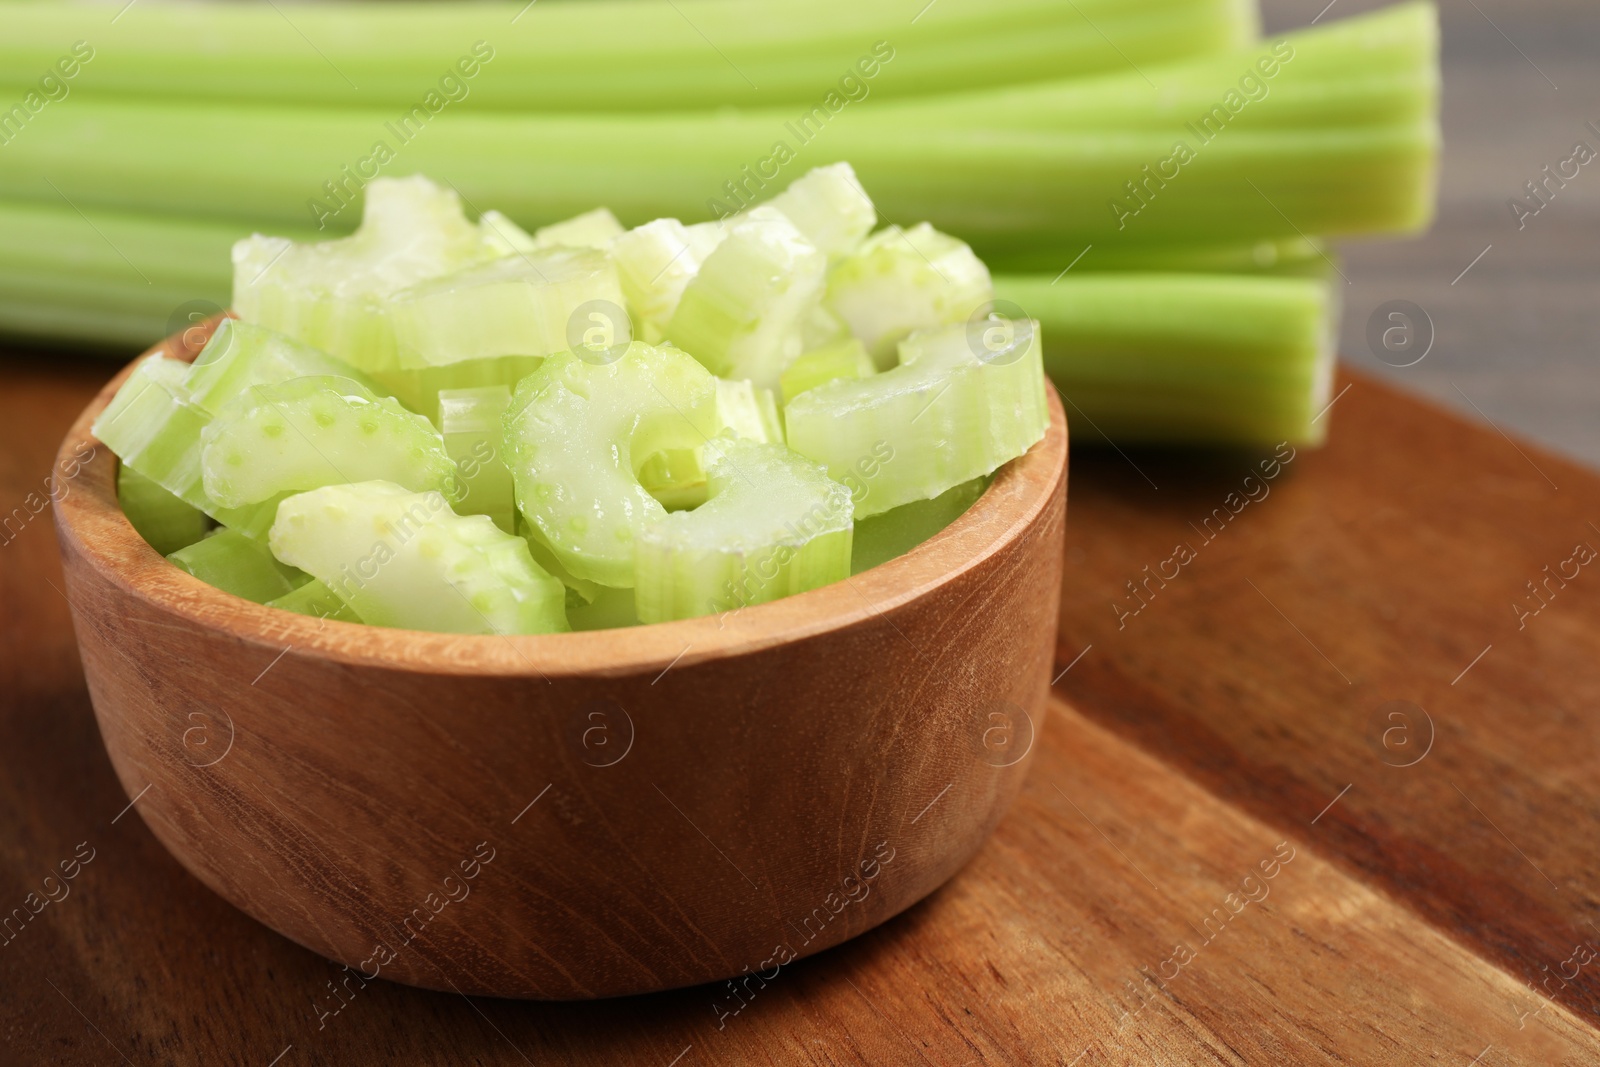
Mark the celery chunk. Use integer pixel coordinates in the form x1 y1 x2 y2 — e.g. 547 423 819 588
635 438 854 623
200 375 455 507
168 527 308 604
824 223 993 367
267 578 363 624
780 338 876 403
439 385 515 532
117 464 211 555
505 342 720 588
532 208 625 250
784 319 1048 517
851 477 987 574
186 318 382 415
765 163 876 260
269 481 569 635
610 218 726 343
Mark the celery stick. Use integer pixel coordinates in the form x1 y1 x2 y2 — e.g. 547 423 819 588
186 318 383 415
825 224 992 367
666 208 825 388
505 342 720 588
851 478 987 575
267 578 363 624
234 176 495 373
392 246 627 368
609 218 726 343
784 320 1049 517
981 238 1332 277
200 376 456 507
270 481 569 635
994 272 1334 445
764 163 876 260
781 339 876 403
168 528 309 604
634 438 854 623
0 0 1258 112
439 385 515 532
117 465 211 555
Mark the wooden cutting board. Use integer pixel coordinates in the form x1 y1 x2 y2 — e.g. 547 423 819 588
3 357 1599 1065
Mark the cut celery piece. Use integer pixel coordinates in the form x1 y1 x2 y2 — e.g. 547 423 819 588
515 514 604 605
477 210 538 257
269 481 569 635
233 176 493 373
634 438 853 623
373 354 543 424
851 477 987 574
266 578 363 623
168 527 308 604
117 464 210 555
609 218 726 343
200 375 455 508
533 208 624 250
390 246 628 368
665 207 824 388
567 586 641 631
765 163 876 259
825 223 993 367
780 338 876 404
439 385 515 532
636 378 781 512
93 354 281 537
186 318 381 416
715 378 783 444
784 319 1049 518
505 342 720 588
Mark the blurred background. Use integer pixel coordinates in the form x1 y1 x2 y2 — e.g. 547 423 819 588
1278 0 1600 464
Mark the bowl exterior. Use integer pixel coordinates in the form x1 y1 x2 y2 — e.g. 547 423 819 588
52 357 1067 1000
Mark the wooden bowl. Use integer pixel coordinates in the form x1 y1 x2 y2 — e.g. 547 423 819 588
51 326 1068 1000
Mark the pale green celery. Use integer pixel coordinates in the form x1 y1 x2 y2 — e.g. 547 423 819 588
0 0 1258 111
825 224 993 367
784 320 1049 517
851 478 988 575
634 438 854 623
477 210 538 256
392 246 627 368
981 237 1331 277
117 465 211 555
200 375 455 507
270 481 569 635
715 378 783 444
566 586 641 631
168 527 309 604
267 578 364 623
993 273 1334 445
186 318 383 414
533 208 625 250
781 338 876 404
516 515 605 605
611 219 728 343
234 176 494 373
666 208 825 388
764 163 876 259
373 355 543 423
637 379 782 512
439 385 515 532
506 342 720 587
92 355 282 537
0 5 1435 265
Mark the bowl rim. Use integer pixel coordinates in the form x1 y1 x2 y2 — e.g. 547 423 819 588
54 327 1068 680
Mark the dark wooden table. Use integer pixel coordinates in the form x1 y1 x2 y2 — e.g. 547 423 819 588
5 352 1600 1065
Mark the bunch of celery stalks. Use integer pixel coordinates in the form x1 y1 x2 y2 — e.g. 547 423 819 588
0 0 1437 447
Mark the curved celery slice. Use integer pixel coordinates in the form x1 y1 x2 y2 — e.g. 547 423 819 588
610 218 726 343
532 208 624 250
168 527 308 604
269 481 569 635
93 355 280 537
233 176 492 373
505 342 720 588
825 223 993 367
391 246 627 368
200 375 455 507
851 477 987 574
637 377 781 512
784 319 1049 518
266 578 363 623
439 385 515 532
118 464 211 555
186 318 381 415
665 207 825 388
634 438 854 624
765 163 876 259
780 338 876 403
